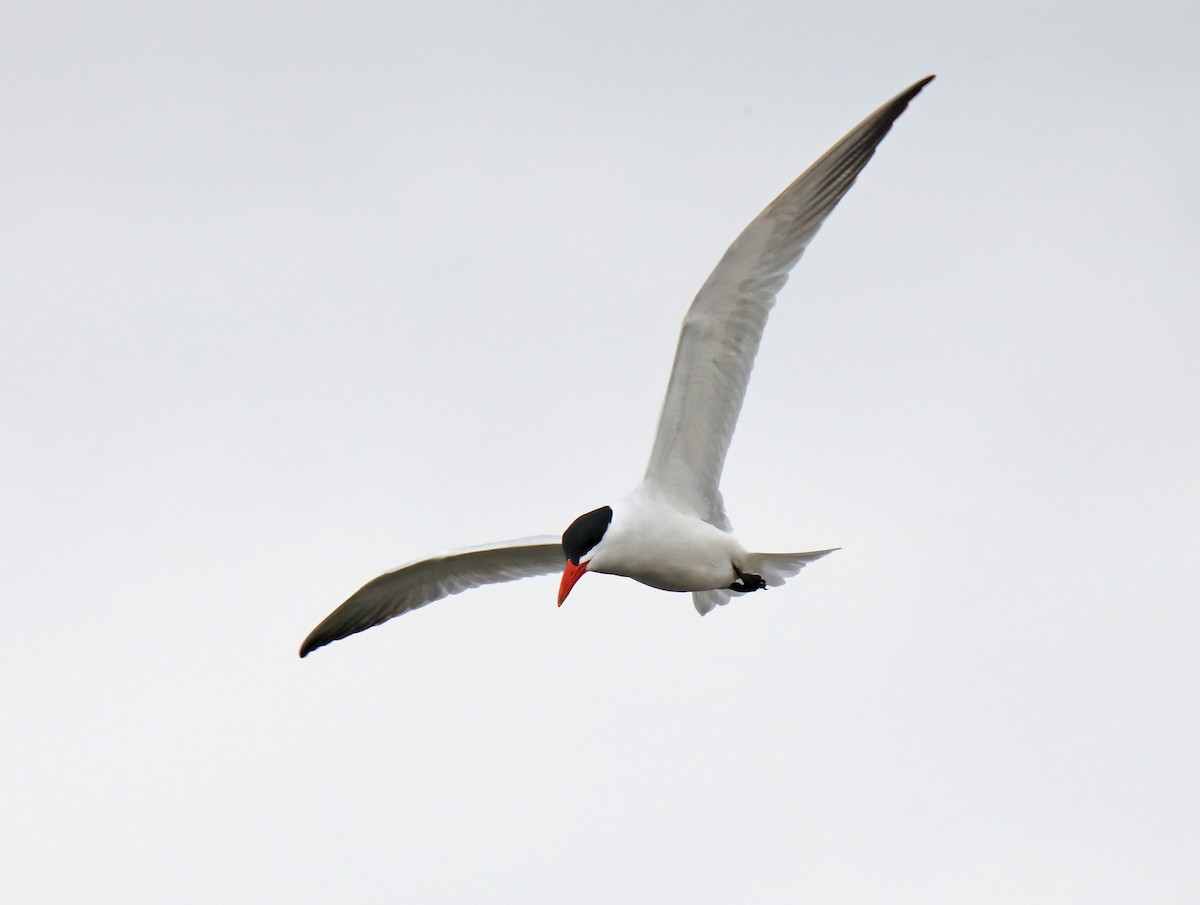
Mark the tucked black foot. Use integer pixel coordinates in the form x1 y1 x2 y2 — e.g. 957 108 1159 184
729 567 767 593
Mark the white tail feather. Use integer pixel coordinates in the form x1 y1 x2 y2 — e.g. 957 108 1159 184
692 548 838 615
692 588 732 615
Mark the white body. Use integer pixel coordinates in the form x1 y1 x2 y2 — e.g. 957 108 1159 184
588 487 752 593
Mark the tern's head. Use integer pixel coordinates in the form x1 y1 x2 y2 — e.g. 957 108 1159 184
558 505 613 606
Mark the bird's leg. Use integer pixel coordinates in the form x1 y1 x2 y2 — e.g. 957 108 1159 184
729 565 767 593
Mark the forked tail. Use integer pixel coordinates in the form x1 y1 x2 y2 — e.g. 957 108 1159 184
693 548 838 615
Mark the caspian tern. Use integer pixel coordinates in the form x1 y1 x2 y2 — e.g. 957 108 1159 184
299 75 933 657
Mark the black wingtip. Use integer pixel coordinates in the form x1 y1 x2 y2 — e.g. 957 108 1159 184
895 74 936 108
298 634 323 659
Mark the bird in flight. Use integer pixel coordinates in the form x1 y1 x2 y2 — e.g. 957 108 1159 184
300 75 934 657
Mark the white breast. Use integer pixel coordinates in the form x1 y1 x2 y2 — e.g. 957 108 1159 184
586 490 749 593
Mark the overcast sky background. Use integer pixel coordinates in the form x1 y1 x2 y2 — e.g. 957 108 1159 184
2 1 1198 902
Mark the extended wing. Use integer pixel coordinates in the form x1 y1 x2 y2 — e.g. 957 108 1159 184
299 536 565 656
642 76 933 519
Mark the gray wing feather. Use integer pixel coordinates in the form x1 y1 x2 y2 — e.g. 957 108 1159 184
299 536 565 657
643 76 934 517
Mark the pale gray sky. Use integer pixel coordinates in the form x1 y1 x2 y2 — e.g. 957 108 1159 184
2 1 1198 902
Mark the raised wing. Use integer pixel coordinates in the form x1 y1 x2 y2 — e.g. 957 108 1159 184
642 76 934 519
299 536 565 657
